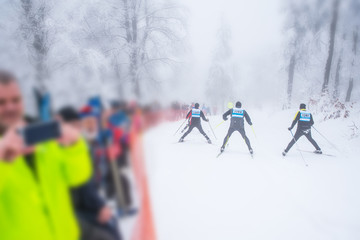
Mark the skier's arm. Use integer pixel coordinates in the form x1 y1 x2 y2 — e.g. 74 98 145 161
289 111 300 130
244 111 253 125
200 111 208 121
223 109 232 121
310 114 314 126
186 110 191 119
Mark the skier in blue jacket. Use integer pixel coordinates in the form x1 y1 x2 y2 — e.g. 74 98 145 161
179 103 211 144
282 103 322 156
220 101 253 154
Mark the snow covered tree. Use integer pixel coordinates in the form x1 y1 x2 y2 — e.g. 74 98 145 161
19 0 53 92
282 0 333 108
95 0 187 100
282 0 360 111
283 0 311 108
321 0 340 95
343 0 360 102
207 20 235 110
345 26 358 102
333 34 346 100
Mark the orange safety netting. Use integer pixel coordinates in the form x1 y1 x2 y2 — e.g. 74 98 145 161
130 110 157 240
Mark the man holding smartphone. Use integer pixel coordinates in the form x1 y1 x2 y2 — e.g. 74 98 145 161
0 71 92 240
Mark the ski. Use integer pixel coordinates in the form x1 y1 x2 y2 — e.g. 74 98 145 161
175 140 214 145
298 149 335 157
217 151 253 158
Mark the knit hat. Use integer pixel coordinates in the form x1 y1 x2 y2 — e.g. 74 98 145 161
79 105 97 118
300 103 306 109
58 106 80 122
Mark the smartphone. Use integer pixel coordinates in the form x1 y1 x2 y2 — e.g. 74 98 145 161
19 121 62 146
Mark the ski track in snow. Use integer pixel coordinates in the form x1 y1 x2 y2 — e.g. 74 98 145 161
143 109 360 240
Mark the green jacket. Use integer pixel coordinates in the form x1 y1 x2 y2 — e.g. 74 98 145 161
0 138 92 240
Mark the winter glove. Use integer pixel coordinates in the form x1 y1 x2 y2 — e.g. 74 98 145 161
205 119 209 122
223 116 228 121
288 127 292 131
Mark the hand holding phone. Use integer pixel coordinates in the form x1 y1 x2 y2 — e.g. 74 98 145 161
0 126 24 162
0 121 82 162
58 123 81 146
19 121 61 146
20 121 81 147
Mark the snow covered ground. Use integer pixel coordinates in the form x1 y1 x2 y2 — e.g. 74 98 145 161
143 108 360 240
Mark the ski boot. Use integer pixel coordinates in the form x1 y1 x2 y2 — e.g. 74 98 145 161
282 150 287 156
207 138 212 144
314 149 322 154
220 146 224 153
249 149 253 155
179 137 184 143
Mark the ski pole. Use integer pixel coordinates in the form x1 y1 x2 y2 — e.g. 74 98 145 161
106 140 127 213
251 125 257 139
181 124 189 133
215 120 225 129
109 156 127 211
174 119 187 136
225 135 230 146
290 130 309 167
208 120 217 139
224 135 230 148
312 126 338 150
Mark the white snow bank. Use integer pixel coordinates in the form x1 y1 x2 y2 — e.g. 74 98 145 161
143 108 360 240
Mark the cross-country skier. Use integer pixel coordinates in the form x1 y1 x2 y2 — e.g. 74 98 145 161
220 101 253 154
179 103 212 144
282 103 322 156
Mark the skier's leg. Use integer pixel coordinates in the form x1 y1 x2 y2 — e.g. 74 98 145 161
180 124 194 140
181 124 189 133
239 128 252 151
196 124 210 140
284 130 302 152
221 128 235 148
304 130 321 150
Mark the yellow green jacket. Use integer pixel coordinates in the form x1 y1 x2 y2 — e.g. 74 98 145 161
0 138 92 240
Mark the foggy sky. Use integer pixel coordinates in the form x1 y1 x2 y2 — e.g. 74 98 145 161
178 0 284 106
0 0 286 109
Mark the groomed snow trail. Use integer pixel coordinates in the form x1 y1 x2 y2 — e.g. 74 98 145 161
144 108 360 240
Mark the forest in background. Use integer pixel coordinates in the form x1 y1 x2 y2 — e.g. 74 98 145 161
0 0 359 117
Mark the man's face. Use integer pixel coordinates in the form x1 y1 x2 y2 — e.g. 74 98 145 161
0 82 24 129
81 116 98 141
82 116 97 132
67 120 82 131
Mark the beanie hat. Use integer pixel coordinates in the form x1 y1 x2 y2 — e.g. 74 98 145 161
300 103 306 109
80 105 97 118
58 106 80 122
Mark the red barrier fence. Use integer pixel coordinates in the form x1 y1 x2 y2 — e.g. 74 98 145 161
128 107 192 240
130 110 157 240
